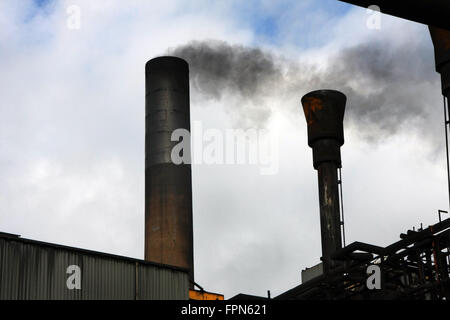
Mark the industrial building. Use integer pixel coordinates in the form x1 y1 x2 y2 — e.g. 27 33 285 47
0 231 189 300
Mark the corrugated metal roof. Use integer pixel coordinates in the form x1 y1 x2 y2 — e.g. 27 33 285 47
0 234 189 300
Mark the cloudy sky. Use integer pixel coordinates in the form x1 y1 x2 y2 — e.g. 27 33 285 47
0 0 448 298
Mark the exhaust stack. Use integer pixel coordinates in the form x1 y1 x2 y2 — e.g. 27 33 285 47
145 56 194 284
302 89 346 272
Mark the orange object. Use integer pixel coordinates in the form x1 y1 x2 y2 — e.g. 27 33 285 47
189 289 224 300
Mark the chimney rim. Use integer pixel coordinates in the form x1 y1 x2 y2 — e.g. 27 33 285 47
301 89 347 105
145 56 189 72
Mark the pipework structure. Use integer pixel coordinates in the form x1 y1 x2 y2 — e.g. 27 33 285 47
301 90 346 273
429 27 450 211
145 56 194 285
276 217 450 300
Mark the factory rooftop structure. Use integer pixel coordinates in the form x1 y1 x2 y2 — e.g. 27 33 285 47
0 231 189 300
275 217 450 300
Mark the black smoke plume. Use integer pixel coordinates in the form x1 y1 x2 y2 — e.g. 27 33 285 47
170 38 442 150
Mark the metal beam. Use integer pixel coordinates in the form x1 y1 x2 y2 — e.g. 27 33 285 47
339 0 450 31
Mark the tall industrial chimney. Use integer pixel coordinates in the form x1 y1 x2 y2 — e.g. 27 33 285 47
429 26 450 98
145 56 194 284
301 89 346 273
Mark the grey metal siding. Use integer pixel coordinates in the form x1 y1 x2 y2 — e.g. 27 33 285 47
0 237 189 300
138 264 188 300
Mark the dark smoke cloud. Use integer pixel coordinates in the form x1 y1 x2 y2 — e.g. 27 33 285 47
320 42 439 143
170 38 442 148
172 40 282 99
171 40 283 127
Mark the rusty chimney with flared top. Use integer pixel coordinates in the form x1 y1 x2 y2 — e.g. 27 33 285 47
301 89 346 273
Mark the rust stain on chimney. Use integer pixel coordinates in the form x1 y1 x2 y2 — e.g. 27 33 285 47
302 96 323 125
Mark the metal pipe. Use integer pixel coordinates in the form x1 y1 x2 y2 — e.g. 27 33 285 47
317 159 342 269
438 210 448 223
444 97 450 210
338 168 346 247
302 90 346 272
332 241 385 260
429 27 450 213
144 56 194 285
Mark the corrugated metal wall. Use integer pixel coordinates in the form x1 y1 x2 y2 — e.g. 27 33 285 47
0 237 189 300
